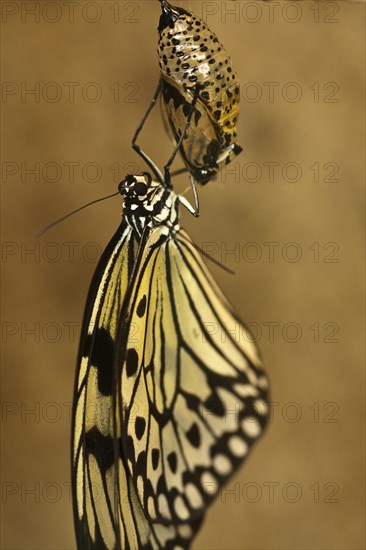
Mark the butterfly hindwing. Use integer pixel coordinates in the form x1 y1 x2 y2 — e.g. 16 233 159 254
119 226 269 526
160 78 222 182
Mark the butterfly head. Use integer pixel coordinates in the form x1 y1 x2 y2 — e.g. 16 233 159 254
119 173 153 201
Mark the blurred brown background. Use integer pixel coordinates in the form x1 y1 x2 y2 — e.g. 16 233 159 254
1 0 364 549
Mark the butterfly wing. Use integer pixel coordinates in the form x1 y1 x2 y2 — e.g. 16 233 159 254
118 226 269 527
72 220 155 550
160 77 222 183
72 221 204 550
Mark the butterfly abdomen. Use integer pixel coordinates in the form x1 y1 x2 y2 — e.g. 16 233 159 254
158 0 242 183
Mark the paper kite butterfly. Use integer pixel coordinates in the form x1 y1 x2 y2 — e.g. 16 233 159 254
71 164 269 549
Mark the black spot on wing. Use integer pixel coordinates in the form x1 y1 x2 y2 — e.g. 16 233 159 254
126 435 135 462
126 348 139 377
87 328 114 395
186 422 201 448
194 108 202 126
152 448 160 471
136 295 147 318
136 450 146 476
135 416 146 440
167 451 178 473
183 391 201 412
204 392 225 416
84 427 115 470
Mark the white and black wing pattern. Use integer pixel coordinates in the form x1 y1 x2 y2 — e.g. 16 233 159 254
118 226 269 526
72 220 138 550
72 220 204 550
72 220 163 550
72 173 268 549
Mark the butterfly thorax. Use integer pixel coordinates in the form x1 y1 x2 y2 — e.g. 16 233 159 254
120 173 180 237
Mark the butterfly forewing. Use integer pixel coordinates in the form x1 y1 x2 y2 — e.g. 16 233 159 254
72 221 138 549
73 219 205 549
119 226 269 526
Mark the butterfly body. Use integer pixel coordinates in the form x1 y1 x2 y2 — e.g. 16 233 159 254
72 174 269 549
158 0 242 184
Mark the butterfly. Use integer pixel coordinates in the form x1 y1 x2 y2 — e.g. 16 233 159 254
156 0 243 184
71 164 269 549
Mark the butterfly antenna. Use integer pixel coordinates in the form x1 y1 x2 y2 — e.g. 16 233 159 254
35 191 120 238
194 242 235 275
178 232 235 275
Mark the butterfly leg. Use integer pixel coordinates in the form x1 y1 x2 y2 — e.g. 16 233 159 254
170 166 201 215
170 166 188 178
131 81 165 184
179 175 200 217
